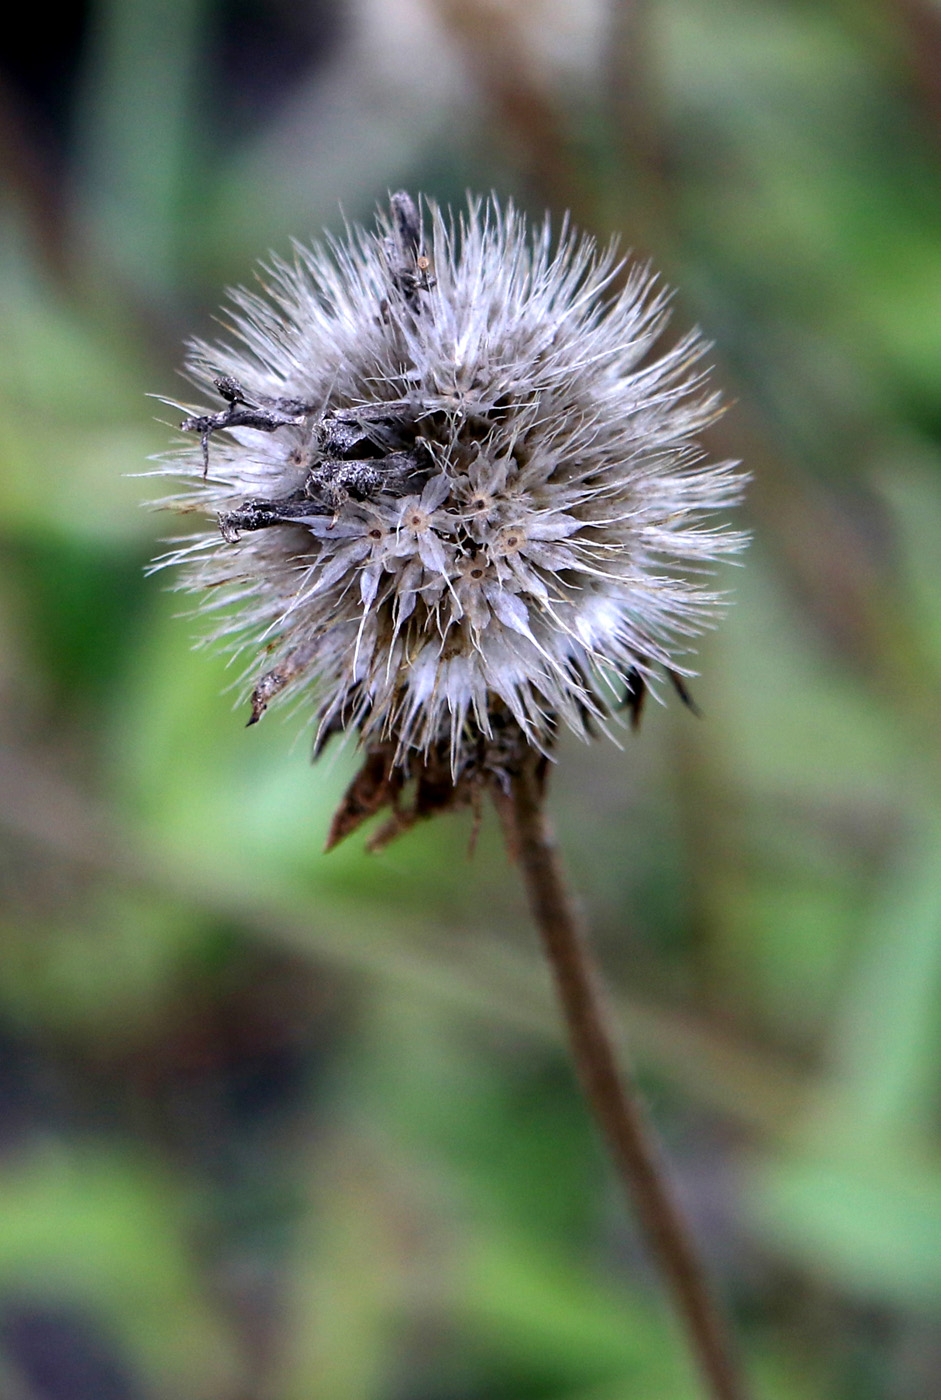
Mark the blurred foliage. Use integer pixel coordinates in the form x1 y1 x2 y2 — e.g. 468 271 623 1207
1 0 941 1396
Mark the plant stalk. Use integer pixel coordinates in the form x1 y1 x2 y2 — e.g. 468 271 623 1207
506 756 749 1400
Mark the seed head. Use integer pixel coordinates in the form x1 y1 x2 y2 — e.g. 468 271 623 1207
154 193 745 795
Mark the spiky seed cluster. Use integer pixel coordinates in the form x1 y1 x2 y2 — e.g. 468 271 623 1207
155 194 745 778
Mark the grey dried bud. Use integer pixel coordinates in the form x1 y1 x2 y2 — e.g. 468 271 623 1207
152 193 746 793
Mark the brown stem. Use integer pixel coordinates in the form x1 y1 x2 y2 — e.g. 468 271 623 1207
506 755 750 1400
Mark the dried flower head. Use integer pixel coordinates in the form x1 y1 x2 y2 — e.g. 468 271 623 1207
154 194 744 836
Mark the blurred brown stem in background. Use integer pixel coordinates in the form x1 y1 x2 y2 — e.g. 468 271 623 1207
433 0 599 227
505 754 750 1400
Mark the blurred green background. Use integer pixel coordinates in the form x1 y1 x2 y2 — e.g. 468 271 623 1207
2 1 941 1396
